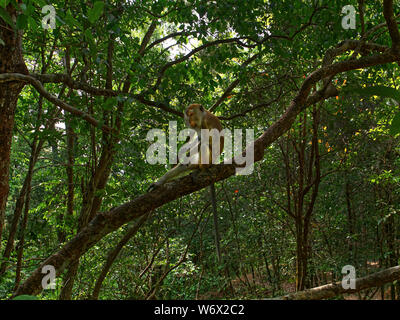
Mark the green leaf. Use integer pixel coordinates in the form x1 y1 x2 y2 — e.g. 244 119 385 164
25 3 35 15
88 1 104 24
0 37 4 46
12 295 39 300
10 0 20 10
33 0 47 7
28 15 37 29
16 14 27 30
104 97 117 110
94 188 106 197
351 85 400 102
84 28 93 42
65 9 81 29
389 112 400 136
0 7 14 27
96 120 105 129
0 0 9 9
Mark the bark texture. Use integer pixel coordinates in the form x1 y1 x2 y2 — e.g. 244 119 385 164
0 5 28 251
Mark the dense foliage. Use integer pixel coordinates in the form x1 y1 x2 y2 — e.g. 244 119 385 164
1 0 400 300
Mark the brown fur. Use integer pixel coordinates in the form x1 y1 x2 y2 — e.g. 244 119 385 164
184 104 224 168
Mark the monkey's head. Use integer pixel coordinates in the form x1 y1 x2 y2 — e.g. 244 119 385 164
184 104 205 129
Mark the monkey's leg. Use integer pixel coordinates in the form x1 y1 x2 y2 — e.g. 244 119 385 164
148 163 195 192
156 163 190 184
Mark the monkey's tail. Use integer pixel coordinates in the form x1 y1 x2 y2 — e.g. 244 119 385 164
210 183 222 263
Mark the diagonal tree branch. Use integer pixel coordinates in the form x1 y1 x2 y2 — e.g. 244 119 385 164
133 95 183 117
278 265 400 300
146 31 198 52
139 20 158 56
218 88 284 121
363 13 400 40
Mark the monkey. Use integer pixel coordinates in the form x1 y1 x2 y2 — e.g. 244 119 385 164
147 103 224 191
184 103 224 169
148 103 224 262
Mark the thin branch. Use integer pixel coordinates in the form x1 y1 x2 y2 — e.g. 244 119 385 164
150 37 247 93
219 88 284 121
0 73 114 133
358 0 365 38
30 73 117 96
91 211 152 299
209 53 260 112
11 73 183 117
146 31 197 52
364 13 400 39
133 95 183 117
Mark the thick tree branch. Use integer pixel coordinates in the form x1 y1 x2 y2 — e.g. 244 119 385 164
278 265 400 300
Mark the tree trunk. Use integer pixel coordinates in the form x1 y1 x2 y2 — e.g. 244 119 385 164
345 180 355 261
13 179 33 290
58 116 76 243
295 220 309 291
0 142 37 276
385 213 396 299
0 5 28 251
59 259 80 300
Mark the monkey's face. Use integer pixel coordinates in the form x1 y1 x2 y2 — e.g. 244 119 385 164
184 104 204 129
186 110 198 128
